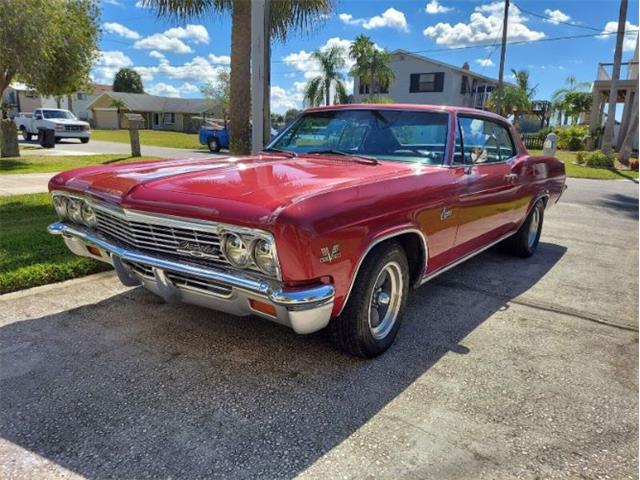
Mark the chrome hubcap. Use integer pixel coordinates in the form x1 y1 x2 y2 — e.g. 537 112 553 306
368 261 403 340
528 207 540 248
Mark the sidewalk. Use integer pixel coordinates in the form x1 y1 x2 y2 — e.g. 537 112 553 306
0 172 59 196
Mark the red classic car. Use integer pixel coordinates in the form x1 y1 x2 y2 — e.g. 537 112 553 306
48 104 566 357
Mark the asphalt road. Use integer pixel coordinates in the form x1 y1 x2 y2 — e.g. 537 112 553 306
19 138 218 159
0 179 637 479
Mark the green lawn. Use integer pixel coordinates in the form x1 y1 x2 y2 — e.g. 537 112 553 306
92 129 206 150
530 150 639 181
0 193 110 294
0 154 159 174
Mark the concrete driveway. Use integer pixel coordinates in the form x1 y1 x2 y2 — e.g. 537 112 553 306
0 179 637 479
19 139 217 159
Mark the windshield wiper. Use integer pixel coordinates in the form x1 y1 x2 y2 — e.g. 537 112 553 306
262 147 297 158
305 149 378 165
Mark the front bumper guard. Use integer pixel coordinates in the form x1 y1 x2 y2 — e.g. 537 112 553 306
48 222 335 334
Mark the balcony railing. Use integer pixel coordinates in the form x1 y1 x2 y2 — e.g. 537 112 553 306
597 62 638 81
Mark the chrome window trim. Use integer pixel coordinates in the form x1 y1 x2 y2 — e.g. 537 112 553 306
337 227 429 316
51 190 282 280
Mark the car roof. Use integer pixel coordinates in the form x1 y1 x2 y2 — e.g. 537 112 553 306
305 103 509 123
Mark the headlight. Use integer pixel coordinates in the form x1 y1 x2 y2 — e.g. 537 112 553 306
222 232 252 268
252 238 277 276
52 195 68 219
67 198 83 223
81 202 97 227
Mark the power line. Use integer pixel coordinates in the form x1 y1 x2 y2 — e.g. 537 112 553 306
512 2 604 32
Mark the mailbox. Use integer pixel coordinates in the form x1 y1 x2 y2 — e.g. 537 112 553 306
124 113 145 130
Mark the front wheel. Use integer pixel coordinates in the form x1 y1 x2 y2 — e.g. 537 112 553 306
80 138 89 144
327 241 409 358
208 137 221 152
500 199 544 257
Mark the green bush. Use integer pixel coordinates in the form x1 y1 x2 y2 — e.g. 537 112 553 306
575 151 588 164
583 150 614 168
536 126 555 137
557 125 589 151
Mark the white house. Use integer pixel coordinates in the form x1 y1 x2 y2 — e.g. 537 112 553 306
352 50 507 110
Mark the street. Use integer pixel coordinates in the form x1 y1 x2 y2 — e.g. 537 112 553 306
0 178 637 479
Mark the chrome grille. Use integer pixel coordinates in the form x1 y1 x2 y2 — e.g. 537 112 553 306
95 208 230 268
123 260 233 297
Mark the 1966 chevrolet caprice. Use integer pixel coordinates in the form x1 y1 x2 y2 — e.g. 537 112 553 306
48 104 566 357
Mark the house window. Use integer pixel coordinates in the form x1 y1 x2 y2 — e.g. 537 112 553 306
25 90 38 98
461 75 469 94
77 92 88 100
410 72 445 93
163 112 176 124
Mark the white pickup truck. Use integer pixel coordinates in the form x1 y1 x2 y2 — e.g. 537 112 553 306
15 108 91 143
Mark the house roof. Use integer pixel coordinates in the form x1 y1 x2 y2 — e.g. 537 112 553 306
87 91 213 114
390 49 516 87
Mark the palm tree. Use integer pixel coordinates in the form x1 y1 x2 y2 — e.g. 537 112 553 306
349 35 395 101
143 0 333 154
304 46 347 106
109 98 126 129
551 75 591 125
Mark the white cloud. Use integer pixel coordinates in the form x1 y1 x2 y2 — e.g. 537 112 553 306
102 22 140 40
134 24 209 53
208 53 231 65
147 83 180 97
147 82 201 97
599 21 639 52
543 9 570 25
149 50 166 61
102 0 122 6
134 55 226 83
425 0 452 15
92 50 133 83
134 34 192 53
164 24 209 44
475 58 494 67
423 1 545 48
283 37 355 80
339 8 408 32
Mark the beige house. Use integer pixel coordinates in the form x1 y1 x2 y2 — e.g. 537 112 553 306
2 83 57 117
352 50 510 110
88 91 219 132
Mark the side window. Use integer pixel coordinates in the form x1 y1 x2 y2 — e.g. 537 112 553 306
458 117 515 164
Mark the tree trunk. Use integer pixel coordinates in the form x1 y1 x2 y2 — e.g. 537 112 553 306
602 0 628 154
369 64 375 101
325 79 330 106
67 94 73 114
229 0 252 155
0 119 19 157
618 97 638 164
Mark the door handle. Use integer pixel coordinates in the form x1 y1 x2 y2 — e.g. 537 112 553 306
504 173 518 182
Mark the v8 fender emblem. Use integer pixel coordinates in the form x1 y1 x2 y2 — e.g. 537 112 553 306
440 207 454 221
320 244 341 263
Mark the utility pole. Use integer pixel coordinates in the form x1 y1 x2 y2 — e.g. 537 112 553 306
251 0 268 154
602 0 628 155
496 0 509 114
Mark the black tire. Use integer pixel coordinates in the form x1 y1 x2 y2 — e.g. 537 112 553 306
327 241 409 358
500 199 544 258
80 138 89 144
208 137 221 152
21 128 31 142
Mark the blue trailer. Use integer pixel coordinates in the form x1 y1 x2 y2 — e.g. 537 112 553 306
199 125 230 152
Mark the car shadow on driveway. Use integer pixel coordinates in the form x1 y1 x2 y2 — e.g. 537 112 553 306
0 243 566 479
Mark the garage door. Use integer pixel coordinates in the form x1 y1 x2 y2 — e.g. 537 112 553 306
94 109 118 129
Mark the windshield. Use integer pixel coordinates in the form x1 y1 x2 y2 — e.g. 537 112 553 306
42 110 76 120
269 109 449 165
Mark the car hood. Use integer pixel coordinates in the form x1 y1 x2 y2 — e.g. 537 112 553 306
47 118 89 126
50 154 415 227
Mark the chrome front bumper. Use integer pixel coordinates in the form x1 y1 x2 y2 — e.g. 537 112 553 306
48 222 335 334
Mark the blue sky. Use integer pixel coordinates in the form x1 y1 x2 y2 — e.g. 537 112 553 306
97 0 639 113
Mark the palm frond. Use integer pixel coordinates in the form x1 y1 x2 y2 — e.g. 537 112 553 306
141 0 229 20
270 0 334 41
334 80 349 104
304 76 324 107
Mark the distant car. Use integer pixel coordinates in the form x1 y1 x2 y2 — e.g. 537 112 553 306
47 104 566 357
15 108 91 143
199 124 280 153
199 124 229 152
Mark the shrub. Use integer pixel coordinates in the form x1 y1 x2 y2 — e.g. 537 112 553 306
575 151 587 165
557 125 589 151
536 126 555 137
583 150 614 168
